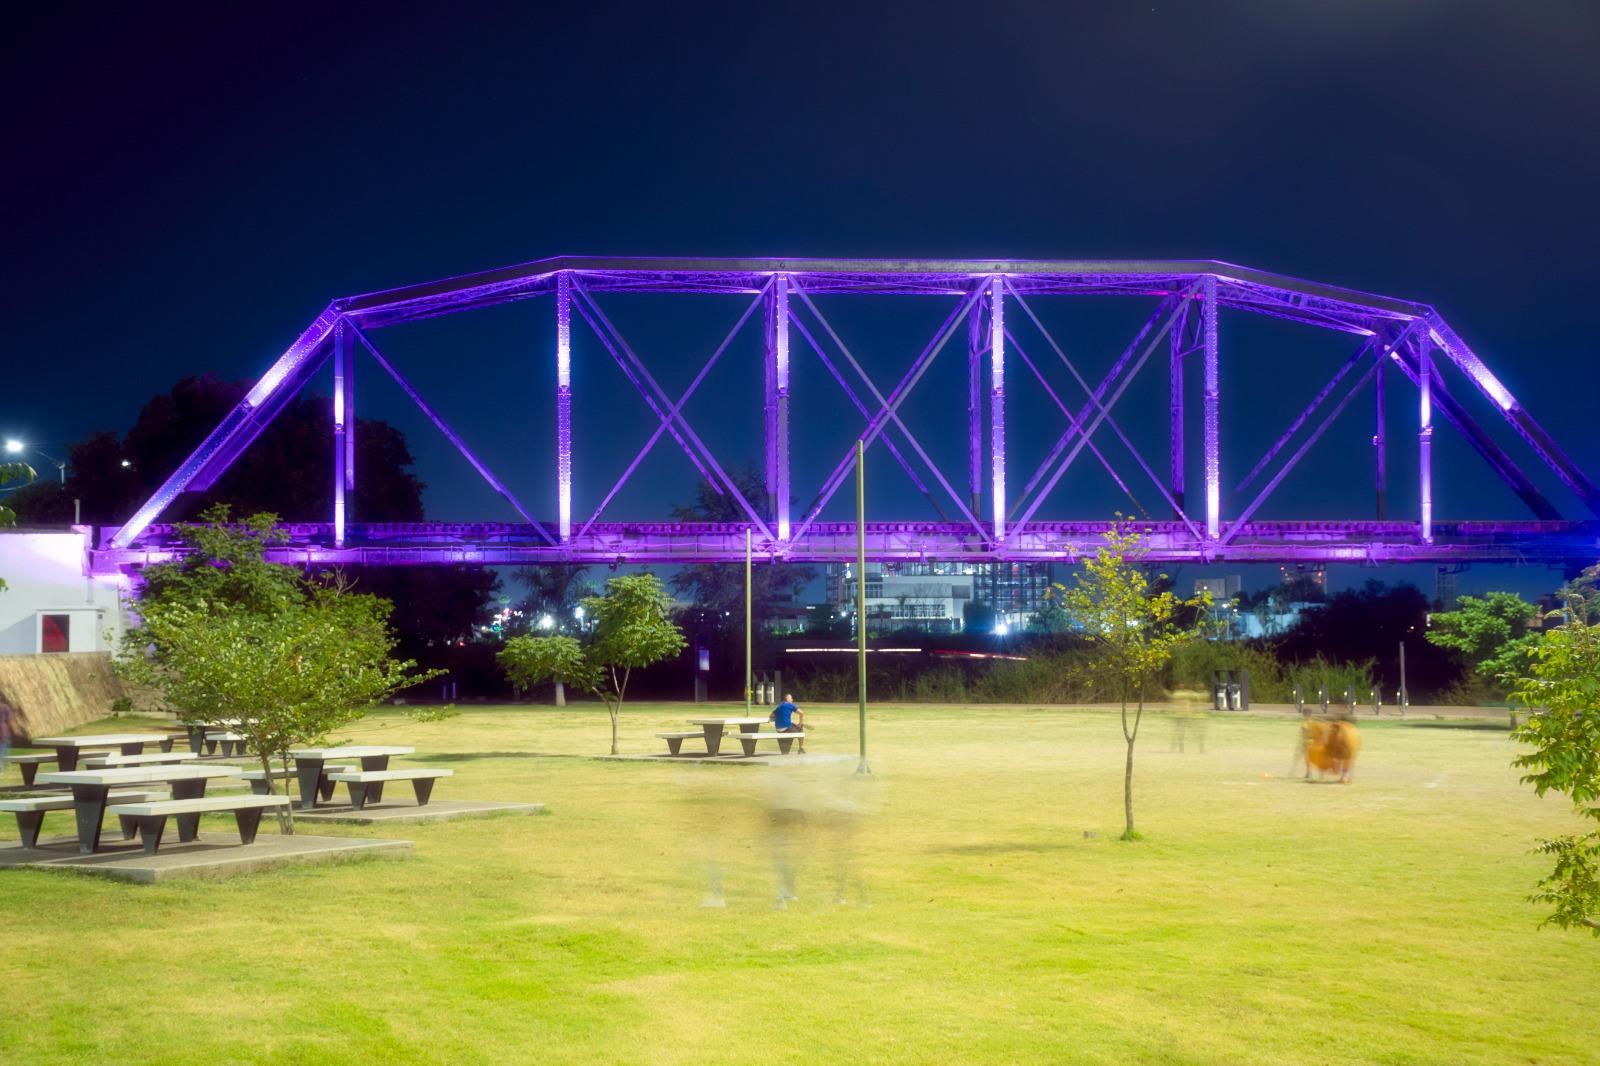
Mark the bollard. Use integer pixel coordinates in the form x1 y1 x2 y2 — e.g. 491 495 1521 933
1294 684 1304 714
1320 687 1329 714
1372 688 1382 716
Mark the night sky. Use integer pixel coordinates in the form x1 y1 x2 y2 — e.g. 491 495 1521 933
6 3 1598 597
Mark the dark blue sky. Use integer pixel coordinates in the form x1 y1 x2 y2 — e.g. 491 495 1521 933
5 2 1598 596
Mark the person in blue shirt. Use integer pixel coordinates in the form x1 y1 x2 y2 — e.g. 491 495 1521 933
770 693 806 753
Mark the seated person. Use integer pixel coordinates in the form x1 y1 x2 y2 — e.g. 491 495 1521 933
770 693 806 753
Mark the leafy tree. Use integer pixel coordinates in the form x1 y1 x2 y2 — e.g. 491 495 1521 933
498 573 686 754
1053 522 1211 840
117 506 438 830
1508 564 1600 935
1426 591 1540 691
1278 579 1456 697
12 375 426 526
0 461 34 590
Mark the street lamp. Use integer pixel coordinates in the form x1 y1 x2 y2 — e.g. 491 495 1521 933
2 439 65 484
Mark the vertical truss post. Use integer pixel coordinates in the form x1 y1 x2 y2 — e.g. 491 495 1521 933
556 271 573 542
968 297 984 514
332 318 348 547
1170 301 1187 517
1373 346 1387 519
1418 328 1434 543
988 276 1006 541
764 274 791 540
1202 275 1220 538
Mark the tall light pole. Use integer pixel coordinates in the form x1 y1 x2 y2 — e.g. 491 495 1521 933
744 526 753 714
856 438 870 775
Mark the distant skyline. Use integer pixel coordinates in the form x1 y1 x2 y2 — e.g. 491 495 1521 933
6 3 1598 599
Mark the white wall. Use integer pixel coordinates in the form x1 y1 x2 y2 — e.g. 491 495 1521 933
0 530 128 655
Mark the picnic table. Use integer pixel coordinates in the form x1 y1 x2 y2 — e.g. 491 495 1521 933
35 765 244 853
288 746 415 810
682 717 769 756
30 733 176 772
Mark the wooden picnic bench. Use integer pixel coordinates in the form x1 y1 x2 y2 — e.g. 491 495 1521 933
0 790 168 849
328 768 452 810
106 794 292 854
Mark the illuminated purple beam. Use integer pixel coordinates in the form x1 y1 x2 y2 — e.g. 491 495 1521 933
968 303 984 514
347 324 556 545
786 304 938 510
1387 347 1558 520
788 281 987 538
1002 281 1201 538
1232 335 1381 500
789 287 984 545
1004 328 1141 511
99 519 1600 569
770 274 790 540
1373 346 1386 519
989 277 1006 541
1202 275 1220 538
556 271 572 541
576 283 771 540
1170 301 1186 517
1010 294 1187 531
1425 313 1600 518
333 319 348 548
1419 330 1434 544
569 279 774 541
1220 358 1382 544
1010 295 1181 516
111 305 342 549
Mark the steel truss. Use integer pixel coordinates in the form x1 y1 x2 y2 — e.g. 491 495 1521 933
96 257 1600 573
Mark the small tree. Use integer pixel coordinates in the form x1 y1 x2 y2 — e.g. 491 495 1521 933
0 461 35 591
498 573 685 754
117 507 438 830
1427 591 1540 692
1508 564 1600 935
1054 523 1210 840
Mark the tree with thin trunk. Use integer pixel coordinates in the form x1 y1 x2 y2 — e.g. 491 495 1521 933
115 507 439 832
498 573 685 755
1508 562 1600 935
1055 522 1211 840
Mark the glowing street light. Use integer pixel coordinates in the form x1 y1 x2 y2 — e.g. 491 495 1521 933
3 439 22 454
538 614 555 631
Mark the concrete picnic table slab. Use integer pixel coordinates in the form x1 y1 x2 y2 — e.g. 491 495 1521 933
288 746 415 810
31 734 175 771
36 765 244 854
683 718 769 756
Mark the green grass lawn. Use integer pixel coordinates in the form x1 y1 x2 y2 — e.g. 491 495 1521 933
2 703 1596 1065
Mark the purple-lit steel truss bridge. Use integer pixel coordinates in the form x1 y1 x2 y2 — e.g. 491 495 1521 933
94 257 1600 573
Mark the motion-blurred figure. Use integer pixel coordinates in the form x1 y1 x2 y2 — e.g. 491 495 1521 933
1297 715 1361 783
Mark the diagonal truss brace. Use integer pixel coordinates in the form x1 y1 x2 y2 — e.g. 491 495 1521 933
789 287 985 545
111 305 344 549
1219 323 1421 544
575 281 773 540
1009 291 1190 531
569 278 774 541
1003 280 1203 539
789 280 988 538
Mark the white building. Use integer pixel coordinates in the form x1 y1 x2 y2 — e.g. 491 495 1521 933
0 529 128 654
833 562 974 633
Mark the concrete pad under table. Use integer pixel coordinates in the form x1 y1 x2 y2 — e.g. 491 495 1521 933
292 799 545 826
596 753 852 767
0 833 411 883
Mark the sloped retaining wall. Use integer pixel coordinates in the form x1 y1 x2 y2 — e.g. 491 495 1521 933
0 652 129 741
